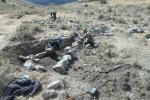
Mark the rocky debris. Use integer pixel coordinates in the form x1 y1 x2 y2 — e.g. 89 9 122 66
120 72 131 91
42 80 66 100
89 24 110 37
66 88 99 100
34 17 61 28
129 26 144 35
42 89 57 100
19 55 40 62
23 60 48 72
144 34 150 40
47 80 65 90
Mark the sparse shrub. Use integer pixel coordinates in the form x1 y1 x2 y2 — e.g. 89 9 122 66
98 14 111 21
11 23 42 42
60 23 70 30
1 0 6 3
114 17 127 24
132 19 138 24
0 55 10 66
97 42 118 58
147 4 150 9
112 49 131 64
107 7 113 13
104 47 118 58
100 0 107 4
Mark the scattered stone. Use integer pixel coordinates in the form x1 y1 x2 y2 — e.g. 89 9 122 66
122 83 131 91
89 24 109 37
23 60 47 72
85 44 93 49
42 89 57 100
47 80 64 90
129 26 144 35
144 34 150 40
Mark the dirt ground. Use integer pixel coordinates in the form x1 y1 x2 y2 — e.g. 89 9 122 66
0 0 150 100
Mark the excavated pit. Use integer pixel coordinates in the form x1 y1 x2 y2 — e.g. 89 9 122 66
2 40 47 65
1 40 59 71
1 35 77 71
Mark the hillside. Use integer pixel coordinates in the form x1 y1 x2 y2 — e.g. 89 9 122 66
0 0 150 100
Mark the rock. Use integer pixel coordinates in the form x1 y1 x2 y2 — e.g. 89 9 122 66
89 24 109 37
35 65 48 72
57 90 67 100
47 80 64 90
23 60 35 70
129 26 144 35
144 34 150 40
42 89 57 100
85 44 93 49
53 55 72 74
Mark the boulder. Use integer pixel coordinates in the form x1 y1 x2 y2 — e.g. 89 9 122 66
53 55 72 74
42 89 57 100
23 60 35 70
47 80 64 90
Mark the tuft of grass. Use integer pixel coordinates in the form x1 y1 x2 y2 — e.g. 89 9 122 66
60 22 71 30
97 42 118 58
97 42 134 64
100 0 107 4
0 55 10 66
147 4 150 9
115 17 127 24
107 7 113 13
11 23 42 42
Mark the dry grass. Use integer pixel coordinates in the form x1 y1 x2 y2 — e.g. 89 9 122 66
97 42 118 58
0 55 10 66
97 41 141 65
109 0 150 5
11 23 42 42
0 3 46 17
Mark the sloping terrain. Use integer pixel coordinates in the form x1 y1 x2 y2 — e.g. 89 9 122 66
0 0 150 100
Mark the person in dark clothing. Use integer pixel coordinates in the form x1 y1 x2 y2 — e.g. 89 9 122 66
45 39 62 61
3 76 41 100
